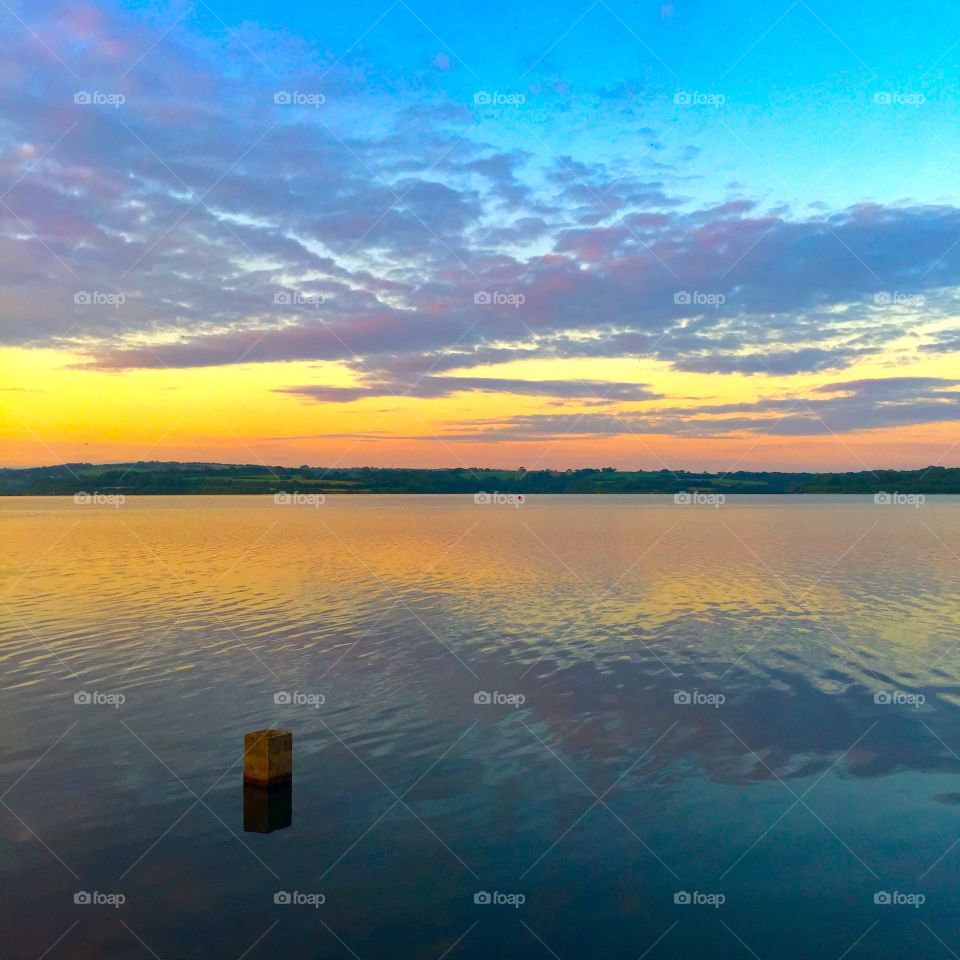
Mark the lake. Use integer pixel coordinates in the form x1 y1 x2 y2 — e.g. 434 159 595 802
1 495 959 958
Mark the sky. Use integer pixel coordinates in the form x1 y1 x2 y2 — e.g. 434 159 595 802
1 0 959 471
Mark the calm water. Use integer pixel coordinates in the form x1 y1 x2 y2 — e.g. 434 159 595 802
2 495 959 958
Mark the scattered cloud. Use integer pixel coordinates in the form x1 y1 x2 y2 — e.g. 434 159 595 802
2 0 959 448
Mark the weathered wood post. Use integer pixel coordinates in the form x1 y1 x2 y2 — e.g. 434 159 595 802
243 729 293 833
243 728 293 784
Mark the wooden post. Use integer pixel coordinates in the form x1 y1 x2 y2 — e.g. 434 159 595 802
243 729 293 785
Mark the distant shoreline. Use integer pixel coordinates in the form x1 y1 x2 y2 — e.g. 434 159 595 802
1 461 958 495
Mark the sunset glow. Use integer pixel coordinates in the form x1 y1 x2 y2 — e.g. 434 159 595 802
1 1 959 470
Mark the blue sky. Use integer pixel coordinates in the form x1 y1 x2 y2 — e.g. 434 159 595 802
1 0 959 468
124 0 960 209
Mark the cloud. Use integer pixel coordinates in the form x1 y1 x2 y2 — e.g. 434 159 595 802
276 377 661 402
673 347 871 375
414 377 960 440
2 0 960 447
65 195 960 385
920 331 960 354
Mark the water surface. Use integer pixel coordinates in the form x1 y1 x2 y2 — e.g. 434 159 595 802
1 495 959 958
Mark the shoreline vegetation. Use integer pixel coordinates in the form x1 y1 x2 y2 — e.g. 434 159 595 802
1 461 959 495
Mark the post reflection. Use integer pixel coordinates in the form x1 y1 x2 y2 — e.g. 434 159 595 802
243 780 292 834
